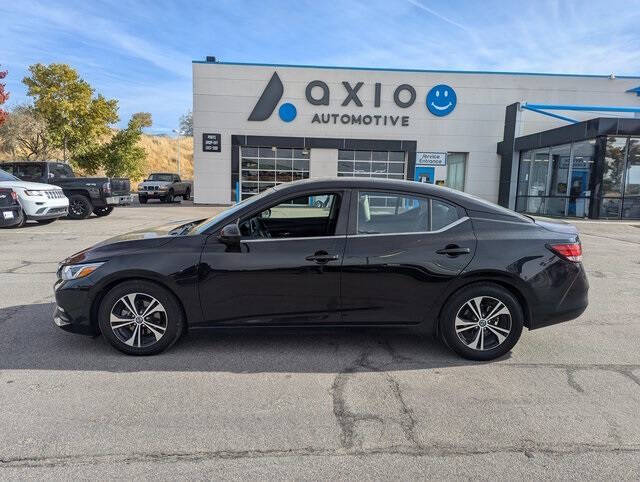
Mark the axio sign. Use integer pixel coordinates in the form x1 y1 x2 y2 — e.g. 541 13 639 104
248 72 457 126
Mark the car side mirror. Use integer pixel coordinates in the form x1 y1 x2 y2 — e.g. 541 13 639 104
218 223 241 247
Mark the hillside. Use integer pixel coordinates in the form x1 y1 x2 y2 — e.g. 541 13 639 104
1 134 194 190
136 135 194 189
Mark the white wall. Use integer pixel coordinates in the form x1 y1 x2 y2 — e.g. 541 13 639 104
309 148 338 178
193 62 640 204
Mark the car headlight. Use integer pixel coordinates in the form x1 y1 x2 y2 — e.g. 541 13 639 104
61 262 104 280
24 190 46 196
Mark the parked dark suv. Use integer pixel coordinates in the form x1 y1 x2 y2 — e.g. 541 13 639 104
1 161 132 219
54 178 588 360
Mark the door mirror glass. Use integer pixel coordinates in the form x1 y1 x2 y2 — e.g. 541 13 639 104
218 223 241 246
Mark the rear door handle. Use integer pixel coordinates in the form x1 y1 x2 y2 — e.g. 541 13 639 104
305 252 340 264
436 246 471 256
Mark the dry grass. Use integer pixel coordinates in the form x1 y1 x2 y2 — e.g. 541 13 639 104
136 135 193 190
1 134 194 191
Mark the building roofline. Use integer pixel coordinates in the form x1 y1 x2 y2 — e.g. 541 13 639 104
192 60 640 80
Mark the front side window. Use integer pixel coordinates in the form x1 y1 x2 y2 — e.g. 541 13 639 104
50 163 73 179
239 192 340 239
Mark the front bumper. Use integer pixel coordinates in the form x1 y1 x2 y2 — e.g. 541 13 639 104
20 195 69 219
138 190 168 198
106 194 133 205
53 278 99 336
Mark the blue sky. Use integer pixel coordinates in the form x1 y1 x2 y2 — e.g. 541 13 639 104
2 0 639 134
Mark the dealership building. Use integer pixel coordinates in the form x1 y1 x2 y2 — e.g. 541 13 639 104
192 58 640 219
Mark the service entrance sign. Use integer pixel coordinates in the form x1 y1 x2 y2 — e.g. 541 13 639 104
416 151 447 166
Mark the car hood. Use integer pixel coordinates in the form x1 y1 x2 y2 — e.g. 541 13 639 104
63 219 203 265
0 180 61 191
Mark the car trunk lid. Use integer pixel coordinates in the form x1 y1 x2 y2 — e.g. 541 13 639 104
534 218 579 235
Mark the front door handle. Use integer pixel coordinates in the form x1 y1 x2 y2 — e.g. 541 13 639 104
436 245 471 256
305 251 340 264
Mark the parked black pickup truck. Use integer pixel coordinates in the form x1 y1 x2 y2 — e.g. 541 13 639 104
1 161 132 219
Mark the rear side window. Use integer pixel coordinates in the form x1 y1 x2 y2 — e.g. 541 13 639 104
357 191 461 234
357 191 429 234
431 199 460 230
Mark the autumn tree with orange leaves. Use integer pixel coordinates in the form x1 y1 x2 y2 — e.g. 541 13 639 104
0 66 9 126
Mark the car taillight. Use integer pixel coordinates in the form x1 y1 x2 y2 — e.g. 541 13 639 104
103 181 111 194
10 191 17 201
548 243 583 262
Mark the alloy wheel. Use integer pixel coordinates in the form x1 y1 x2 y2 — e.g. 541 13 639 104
110 293 168 348
455 296 512 351
70 200 84 216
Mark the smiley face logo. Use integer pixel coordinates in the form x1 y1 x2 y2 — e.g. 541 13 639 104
426 84 457 116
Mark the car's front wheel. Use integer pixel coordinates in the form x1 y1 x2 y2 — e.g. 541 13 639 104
440 283 523 361
98 280 184 355
68 194 93 219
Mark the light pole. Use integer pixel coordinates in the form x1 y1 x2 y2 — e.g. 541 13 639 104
172 128 181 176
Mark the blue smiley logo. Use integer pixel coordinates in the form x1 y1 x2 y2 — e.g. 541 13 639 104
426 84 457 116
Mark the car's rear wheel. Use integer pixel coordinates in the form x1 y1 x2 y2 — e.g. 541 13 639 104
184 188 190 201
440 283 523 361
98 280 184 355
93 206 114 217
68 194 93 219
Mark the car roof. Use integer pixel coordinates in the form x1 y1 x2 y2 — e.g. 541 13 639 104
272 177 527 220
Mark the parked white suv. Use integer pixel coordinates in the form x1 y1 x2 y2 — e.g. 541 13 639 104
0 168 69 226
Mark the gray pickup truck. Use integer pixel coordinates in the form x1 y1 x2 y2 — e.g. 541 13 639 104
137 173 192 203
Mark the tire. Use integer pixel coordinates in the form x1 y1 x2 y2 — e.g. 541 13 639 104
184 188 190 201
98 280 185 356
67 194 93 219
93 206 114 217
439 283 523 361
36 218 56 225
138 196 148 204
166 190 175 203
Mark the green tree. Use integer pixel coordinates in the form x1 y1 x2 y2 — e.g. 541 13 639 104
74 112 152 179
0 105 54 160
22 63 118 160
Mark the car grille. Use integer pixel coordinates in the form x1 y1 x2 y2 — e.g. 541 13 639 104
47 207 68 214
142 186 159 191
45 190 65 199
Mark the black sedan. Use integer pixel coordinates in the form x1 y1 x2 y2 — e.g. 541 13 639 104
54 178 588 360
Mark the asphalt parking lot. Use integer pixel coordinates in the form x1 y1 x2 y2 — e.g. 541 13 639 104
1 204 639 479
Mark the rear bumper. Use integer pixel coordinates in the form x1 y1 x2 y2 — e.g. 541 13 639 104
0 206 21 226
529 262 589 330
106 195 133 205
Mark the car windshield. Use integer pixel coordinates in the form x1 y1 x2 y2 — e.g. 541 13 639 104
149 174 174 182
0 169 19 182
192 187 277 234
